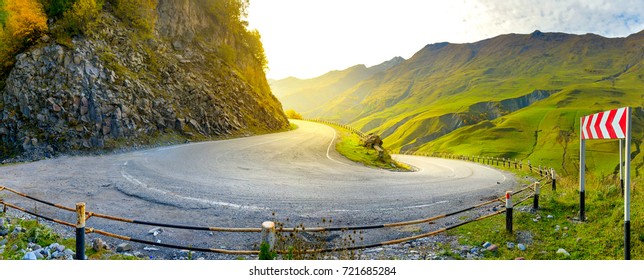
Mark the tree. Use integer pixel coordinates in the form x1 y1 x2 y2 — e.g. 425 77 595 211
5 0 48 43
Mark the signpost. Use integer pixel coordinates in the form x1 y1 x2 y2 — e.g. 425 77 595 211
579 107 631 260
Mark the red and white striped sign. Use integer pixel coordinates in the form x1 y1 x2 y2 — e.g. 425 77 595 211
581 107 628 139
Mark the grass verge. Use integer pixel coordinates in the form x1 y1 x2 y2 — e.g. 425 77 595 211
0 211 138 260
332 125 411 172
448 173 643 259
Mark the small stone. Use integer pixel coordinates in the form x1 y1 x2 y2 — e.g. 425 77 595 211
143 247 159 251
555 225 560 231
52 251 63 259
547 215 554 219
507 242 515 249
64 249 74 256
515 257 525 260
23 252 37 260
148 227 163 236
34 251 44 259
518 243 526 251
487 244 499 252
556 248 570 256
56 245 66 252
116 243 132 252
92 238 107 252
0 229 8 236
482 241 492 248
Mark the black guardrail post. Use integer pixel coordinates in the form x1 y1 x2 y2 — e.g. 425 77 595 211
533 182 540 211
551 168 557 192
505 191 513 233
75 202 86 260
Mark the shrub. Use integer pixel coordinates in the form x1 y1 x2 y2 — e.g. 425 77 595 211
285 109 303 120
41 0 75 18
111 0 157 33
61 0 103 35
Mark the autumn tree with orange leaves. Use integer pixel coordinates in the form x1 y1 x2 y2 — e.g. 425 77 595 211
4 0 48 43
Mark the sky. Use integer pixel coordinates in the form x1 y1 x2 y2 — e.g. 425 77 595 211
247 0 644 80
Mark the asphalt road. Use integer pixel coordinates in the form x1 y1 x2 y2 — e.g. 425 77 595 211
0 120 516 258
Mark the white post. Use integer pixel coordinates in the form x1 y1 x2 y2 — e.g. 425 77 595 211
580 137 586 221
624 107 632 260
261 221 276 255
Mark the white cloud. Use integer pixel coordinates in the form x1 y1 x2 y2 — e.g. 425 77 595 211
248 0 644 79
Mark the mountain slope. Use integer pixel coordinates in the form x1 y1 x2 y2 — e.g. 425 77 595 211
296 30 644 176
271 56 404 114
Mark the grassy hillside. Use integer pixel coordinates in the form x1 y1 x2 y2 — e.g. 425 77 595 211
271 57 404 114
293 30 644 177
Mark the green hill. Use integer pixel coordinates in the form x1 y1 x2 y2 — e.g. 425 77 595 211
276 30 644 177
271 56 404 114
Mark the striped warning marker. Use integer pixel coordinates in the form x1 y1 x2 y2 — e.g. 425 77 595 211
581 107 627 139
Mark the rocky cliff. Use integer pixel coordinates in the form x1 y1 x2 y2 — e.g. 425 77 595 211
0 0 288 160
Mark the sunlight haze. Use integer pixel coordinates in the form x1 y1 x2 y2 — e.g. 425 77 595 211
247 0 644 80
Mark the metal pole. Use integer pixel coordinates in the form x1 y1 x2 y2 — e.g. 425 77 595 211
533 182 540 211
505 191 513 233
624 107 632 260
75 202 86 260
619 139 624 196
580 134 586 222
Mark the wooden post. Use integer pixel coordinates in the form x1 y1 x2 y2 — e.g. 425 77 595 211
75 202 86 260
261 221 276 254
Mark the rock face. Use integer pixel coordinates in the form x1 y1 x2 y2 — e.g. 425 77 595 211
0 1 288 160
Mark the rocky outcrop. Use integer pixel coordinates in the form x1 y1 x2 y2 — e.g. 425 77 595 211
0 3 288 160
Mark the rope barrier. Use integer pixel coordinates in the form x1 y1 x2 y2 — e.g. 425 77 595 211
0 185 76 212
278 207 510 254
85 227 260 255
0 200 76 228
86 211 262 233
278 197 503 233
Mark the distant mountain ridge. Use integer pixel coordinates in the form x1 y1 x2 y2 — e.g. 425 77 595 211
272 30 644 176
271 56 405 113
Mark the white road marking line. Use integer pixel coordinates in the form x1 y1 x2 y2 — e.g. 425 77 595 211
324 125 355 167
120 165 265 210
330 200 449 212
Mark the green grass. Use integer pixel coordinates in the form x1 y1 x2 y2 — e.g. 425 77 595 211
449 174 644 259
331 125 411 171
